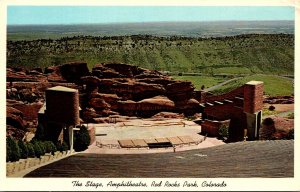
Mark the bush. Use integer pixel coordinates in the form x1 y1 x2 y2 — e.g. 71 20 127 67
286 129 294 140
38 141 46 156
32 141 43 158
6 141 11 162
26 143 35 158
218 124 229 141
268 105 275 111
56 141 62 152
6 136 20 162
44 141 57 155
18 140 28 159
62 141 69 152
287 112 294 119
74 125 91 152
262 118 275 126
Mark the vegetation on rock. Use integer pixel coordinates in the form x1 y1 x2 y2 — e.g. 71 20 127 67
7 34 294 75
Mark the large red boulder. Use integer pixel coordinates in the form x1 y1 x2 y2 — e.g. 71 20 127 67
45 62 90 82
152 112 184 119
117 100 137 116
166 81 195 101
7 68 47 82
6 107 25 130
175 98 201 116
90 93 120 110
89 98 111 110
45 65 66 82
117 96 175 117
103 63 146 77
10 101 43 121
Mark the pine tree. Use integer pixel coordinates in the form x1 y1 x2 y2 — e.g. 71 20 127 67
6 136 20 162
26 143 35 158
18 140 28 159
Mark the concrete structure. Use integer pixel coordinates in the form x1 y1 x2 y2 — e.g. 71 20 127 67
38 86 80 150
198 81 264 141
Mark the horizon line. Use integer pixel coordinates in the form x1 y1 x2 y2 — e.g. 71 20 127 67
7 19 294 26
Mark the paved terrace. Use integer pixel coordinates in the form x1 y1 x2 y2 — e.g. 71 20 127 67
84 119 213 154
25 140 293 178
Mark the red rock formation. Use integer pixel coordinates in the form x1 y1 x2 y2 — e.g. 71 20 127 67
103 63 146 77
45 65 66 82
7 62 204 126
152 112 184 119
6 107 25 131
9 101 43 121
166 81 195 101
89 98 111 110
90 93 120 110
45 62 90 82
117 96 175 117
7 68 47 82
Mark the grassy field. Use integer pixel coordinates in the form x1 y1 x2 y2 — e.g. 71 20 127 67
172 76 228 90
210 75 294 96
7 34 294 75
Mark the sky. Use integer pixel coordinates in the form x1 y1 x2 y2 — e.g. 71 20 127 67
7 6 294 25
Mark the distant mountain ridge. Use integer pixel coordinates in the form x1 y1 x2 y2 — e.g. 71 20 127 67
7 20 294 41
7 34 294 75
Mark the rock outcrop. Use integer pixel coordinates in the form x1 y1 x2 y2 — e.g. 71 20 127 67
7 107 24 129
7 62 202 130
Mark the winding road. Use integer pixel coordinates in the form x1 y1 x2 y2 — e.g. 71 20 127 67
203 77 242 92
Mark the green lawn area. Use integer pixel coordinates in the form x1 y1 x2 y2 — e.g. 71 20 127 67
211 75 294 96
172 76 227 90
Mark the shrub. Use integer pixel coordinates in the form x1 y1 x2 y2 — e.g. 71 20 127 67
38 141 46 156
6 141 11 162
262 118 275 126
6 136 20 162
286 129 294 140
32 141 43 158
74 125 91 152
56 141 63 152
268 105 275 111
201 85 205 90
26 143 35 158
218 124 229 141
18 140 28 159
287 112 294 119
62 141 69 152
44 141 57 155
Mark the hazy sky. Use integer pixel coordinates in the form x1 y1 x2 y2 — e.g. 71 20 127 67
7 6 294 25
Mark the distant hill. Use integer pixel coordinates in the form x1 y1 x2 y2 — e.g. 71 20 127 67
7 20 294 41
7 33 294 75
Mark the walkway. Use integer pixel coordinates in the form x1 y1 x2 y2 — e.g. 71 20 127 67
25 140 293 178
